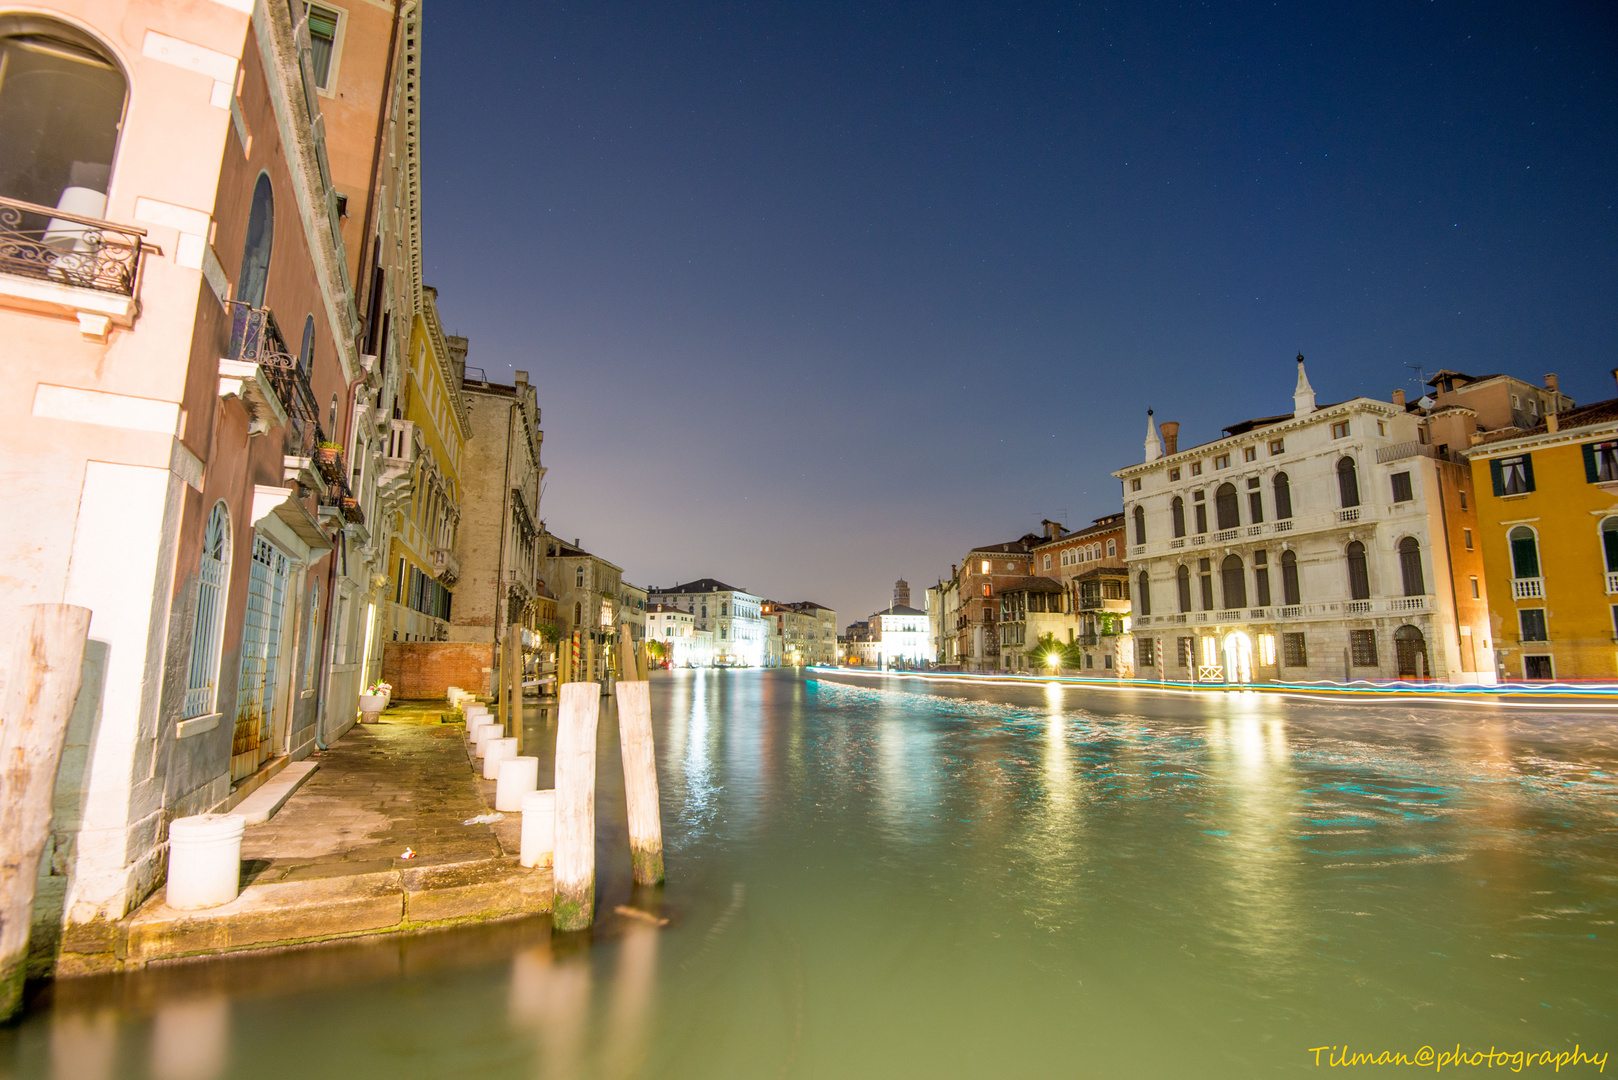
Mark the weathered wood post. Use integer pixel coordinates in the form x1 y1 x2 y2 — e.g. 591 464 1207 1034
553 682 599 930
614 679 664 886
510 623 525 753
0 604 92 1021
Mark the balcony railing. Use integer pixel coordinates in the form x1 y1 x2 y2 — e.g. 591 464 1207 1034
1214 528 1240 542
1345 599 1373 614
0 194 152 297
1608 572 1618 595
226 303 321 434
1388 596 1429 611
1338 508 1361 524
1273 519 1293 532
1512 577 1544 600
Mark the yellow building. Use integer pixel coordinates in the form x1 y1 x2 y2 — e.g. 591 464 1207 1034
1468 388 1618 680
384 287 473 644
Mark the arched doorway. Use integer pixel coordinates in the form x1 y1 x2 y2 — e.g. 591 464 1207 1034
1394 625 1429 680
1223 631 1254 683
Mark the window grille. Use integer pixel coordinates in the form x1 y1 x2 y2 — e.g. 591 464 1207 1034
1282 632 1307 667
1349 629 1378 667
184 504 231 718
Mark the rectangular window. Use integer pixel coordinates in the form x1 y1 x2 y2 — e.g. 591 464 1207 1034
1458 488 1468 509
1349 629 1378 667
1194 503 1207 533
1258 633 1276 665
1524 655 1554 680
1470 576 1480 598
1243 446 1257 462
1198 559 1214 610
981 560 990 574
1131 478 1142 491
1282 632 1307 667
1391 472 1414 502
1214 453 1230 469
1169 468 1181 481
1136 637 1155 667
1583 441 1618 483
1463 528 1473 551
1332 421 1350 439
1190 462 1203 476
1176 636 1192 667
1377 420 1387 436
1248 491 1264 523
1490 454 1535 496
1254 550 1271 606
1269 439 1285 455
1518 608 1548 642
305 4 340 89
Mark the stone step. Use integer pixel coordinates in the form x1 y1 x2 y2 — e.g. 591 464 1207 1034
233 761 319 824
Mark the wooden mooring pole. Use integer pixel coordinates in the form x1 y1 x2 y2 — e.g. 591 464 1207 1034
0 604 91 1021
507 623 524 752
615 637 663 885
553 682 599 931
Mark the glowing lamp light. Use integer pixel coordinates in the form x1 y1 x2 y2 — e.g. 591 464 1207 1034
1046 651 1061 669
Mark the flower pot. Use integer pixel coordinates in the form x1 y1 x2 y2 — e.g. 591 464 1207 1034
358 692 388 723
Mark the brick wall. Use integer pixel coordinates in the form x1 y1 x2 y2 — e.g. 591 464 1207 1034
382 641 494 700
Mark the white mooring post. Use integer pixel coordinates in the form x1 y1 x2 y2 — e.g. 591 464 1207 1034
553 682 600 930
614 636 664 886
0 604 92 1021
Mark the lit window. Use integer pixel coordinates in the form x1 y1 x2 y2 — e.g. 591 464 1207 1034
981 560 990 574
1332 421 1350 439
1258 633 1276 666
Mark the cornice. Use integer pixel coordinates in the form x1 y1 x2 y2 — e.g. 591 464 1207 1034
1113 397 1398 479
1467 420 1618 460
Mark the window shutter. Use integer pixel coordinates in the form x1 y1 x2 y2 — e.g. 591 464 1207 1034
1584 442 1600 484
1489 458 1505 497
1521 453 1535 492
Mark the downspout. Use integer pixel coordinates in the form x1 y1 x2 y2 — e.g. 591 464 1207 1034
353 0 404 306
493 400 516 693
1433 457 1464 678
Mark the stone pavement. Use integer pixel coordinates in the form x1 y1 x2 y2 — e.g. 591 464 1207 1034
57 701 552 975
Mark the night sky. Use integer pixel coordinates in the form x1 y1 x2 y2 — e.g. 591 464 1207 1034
424 2 1617 625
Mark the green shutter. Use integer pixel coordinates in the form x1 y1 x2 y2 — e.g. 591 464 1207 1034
1489 458 1505 497
1521 453 1535 492
1584 443 1600 484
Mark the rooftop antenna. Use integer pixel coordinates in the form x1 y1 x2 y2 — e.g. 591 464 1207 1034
1406 363 1426 390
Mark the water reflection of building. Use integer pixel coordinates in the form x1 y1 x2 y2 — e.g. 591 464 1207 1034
1117 358 1494 684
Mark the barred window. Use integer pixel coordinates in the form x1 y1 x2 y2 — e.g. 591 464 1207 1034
1136 636 1155 668
1518 608 1547 643
1349 629 1378 667
183 502 232 718
1282 632 1307 667
1176 636 1192 667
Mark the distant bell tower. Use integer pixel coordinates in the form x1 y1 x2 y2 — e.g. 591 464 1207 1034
893 579 911 608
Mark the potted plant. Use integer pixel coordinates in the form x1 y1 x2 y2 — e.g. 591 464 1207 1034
358 681 390 723
313 441 345 482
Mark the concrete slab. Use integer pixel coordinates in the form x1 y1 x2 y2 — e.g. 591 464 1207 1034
232 760 319 824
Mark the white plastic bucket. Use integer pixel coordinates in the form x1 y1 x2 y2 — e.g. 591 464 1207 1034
166 814 246 910
475 723 506 759
483 737 519 780
520 789 555 869
496 756 540 811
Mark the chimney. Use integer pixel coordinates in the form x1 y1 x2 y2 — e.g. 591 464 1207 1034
1547 412 1559 433
1544 373 1558 393
1160 421 1179 455
573 538 579 548
951 564 957 580
1392 389 1406 409
1293 354 1316 417
1043 519 1062 540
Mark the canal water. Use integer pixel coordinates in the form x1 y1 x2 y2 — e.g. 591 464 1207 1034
4 669 1615 1078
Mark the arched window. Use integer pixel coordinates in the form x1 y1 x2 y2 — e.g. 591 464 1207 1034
1337 457 1360 508
1171 496 1185 538
1215 483 1240 530
1137 571 1151 616
299 313 315 372
1274 472 1293 519
1132 504 1146 545
1221 554 1247 609
574 601 582 625
1398 536 1425 596
183 503 231 718
1106 539 1116 558
238 172 274 307
1508 526 1540 579
1281 550 1300 605
0 22 126 214
1603 517 1618 573
1346 540 1370 600
1176 564 1192 612
575 566 584 587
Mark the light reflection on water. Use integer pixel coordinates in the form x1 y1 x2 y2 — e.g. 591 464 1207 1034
4 669 1616 1079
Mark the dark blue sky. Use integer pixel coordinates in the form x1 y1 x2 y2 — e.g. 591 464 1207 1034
425 1 1617 624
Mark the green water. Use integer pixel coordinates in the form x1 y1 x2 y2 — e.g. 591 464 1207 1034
4 669 1615 1078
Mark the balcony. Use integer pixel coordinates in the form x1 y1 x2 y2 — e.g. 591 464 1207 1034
1273 519 1293 533
1214 528 1240 542
1376 440 1434 465
1337 508 1361 524
225 303 322 439
1387 596 1429 612
1169 537 1185 549
1 195 155 337
1608 572 1618 595
379 419 418 504
431 547 461 586
1345 599 1373 614
1512 577 1544 600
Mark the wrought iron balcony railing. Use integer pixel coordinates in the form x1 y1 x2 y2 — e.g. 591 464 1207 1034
226 303 321 431
0 194 153 297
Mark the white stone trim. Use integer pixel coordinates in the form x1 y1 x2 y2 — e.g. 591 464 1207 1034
32 384 180 435
141 31 239 83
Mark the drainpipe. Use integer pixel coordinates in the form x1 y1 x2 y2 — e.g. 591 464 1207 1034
493 400 516 694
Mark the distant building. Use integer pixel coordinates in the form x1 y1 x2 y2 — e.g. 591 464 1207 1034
646 603 706 667
1467 375 1618 680
544 534 625 680
948 536 1042 671
781 601 839 665
870 579 929 668
648 578 766 666
842 619 880 666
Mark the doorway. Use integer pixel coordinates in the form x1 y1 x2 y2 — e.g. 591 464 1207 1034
1394 624 1430 681
1222 631 1254 684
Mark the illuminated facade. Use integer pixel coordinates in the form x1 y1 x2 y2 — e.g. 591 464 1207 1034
648 578 766 666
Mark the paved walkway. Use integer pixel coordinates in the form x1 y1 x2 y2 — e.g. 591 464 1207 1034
241 702 504 883
58 700 552 975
